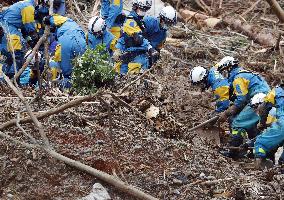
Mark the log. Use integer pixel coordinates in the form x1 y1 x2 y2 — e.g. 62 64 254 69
265 0 284 22
46 148 158 200
179 9 276 46
0 95 96 130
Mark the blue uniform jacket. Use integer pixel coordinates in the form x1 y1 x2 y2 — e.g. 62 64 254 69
265 86 284 119
229 68 270 108
87 30 115 53
101 0 123 28
1 0 36 34
143 16 167 50
207 67 230 113
116 35 149 52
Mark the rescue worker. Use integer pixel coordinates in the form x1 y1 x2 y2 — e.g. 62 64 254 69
124 0 152 33
143 6 177 51
113 0 159 74
190 66 230 116
114 19 158 74
0 0 39 78
87 16 116 55
217 56 271 158
253 83 284 169
100 0 124 38
23 49 43 86
43 14 86 88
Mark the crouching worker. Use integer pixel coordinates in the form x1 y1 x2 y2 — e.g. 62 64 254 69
100 0 124 39
23 50 44 86
43 14 86 89
87 16 116 55
143 6 177 66
190 66 230 118
0 0 40 78
217 56 270 158
253 84 284 169
113 20 157 74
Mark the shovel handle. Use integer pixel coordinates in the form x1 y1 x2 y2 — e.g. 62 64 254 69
188 116 219 132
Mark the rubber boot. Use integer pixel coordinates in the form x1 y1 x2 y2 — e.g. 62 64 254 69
255 158 274 170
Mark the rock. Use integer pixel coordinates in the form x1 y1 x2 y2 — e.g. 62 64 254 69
26 159 33 166
204 18 222 28
7 193 13 198
80 183 111 200
172 178 183 185
206 176 216 180
96 140 105 145
199 172 206 179
146 105 159 119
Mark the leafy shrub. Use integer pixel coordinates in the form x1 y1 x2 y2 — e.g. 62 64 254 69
72 45 115 95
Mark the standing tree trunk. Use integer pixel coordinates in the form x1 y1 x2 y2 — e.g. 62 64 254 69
265 0 284 22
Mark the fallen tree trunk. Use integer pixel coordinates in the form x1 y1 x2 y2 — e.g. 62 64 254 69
179 9 276 46
46 148 158 200
265 0 284 22
0 95 96 130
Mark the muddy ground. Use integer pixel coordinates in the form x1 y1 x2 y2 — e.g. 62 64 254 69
0 0 284 199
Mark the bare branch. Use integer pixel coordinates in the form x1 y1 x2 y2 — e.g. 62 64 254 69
3 73 50 146
265 0 284 22
16 111 38 144
0 95 97 130
45 148 159 200
0 131 37 149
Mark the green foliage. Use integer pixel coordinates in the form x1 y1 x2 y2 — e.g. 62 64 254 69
72 45 115 95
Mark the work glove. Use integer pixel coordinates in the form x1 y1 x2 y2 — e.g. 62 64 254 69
218 111 228 122
149 48 160 64
255 158 274 170
257 122 266 132
240 139 254 150
26 32 39 48
207 111 218 119
43 15 52 25
112 50 122 61
218 105 239 123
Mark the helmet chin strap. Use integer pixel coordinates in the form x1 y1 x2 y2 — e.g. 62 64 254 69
200 74 209 91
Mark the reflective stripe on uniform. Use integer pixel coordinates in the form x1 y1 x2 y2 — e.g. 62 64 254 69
54 44 62 62
110 26 121 39
258 147 266 154
113 0 121 6
21 5 35 24
232 129 247 137
7 34 22 51
266 114 277 125
214 85 230 101
128 62 141 74
233 77 250 96
265 89 276 105
52 15 68 26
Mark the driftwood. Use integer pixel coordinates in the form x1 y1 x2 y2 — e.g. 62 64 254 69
179 9 276 46
265 0 284 22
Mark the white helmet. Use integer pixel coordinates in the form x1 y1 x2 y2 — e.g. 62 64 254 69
217 56 239 71
160 6 177 25
24 50 42 65
132 0 152 11
190 66 207 83
88 16 106 34
251 93 266 107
